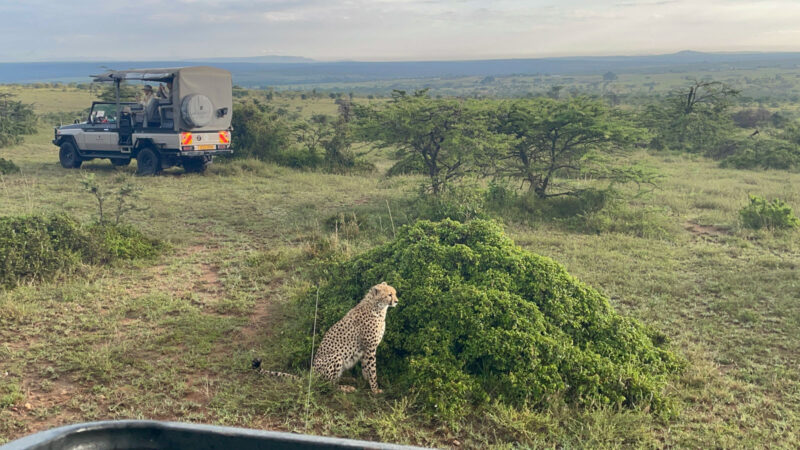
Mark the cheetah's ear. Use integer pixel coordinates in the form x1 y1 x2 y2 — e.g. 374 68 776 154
380 281 387 286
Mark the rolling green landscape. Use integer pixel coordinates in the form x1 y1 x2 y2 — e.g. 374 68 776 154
2 65 800 448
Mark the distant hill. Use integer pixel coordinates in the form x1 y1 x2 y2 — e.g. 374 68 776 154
185 55 315 64
2 51 800 86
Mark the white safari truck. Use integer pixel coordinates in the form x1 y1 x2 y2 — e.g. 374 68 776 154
53 66 233 175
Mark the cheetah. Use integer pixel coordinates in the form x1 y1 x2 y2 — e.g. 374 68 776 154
253 282 398 393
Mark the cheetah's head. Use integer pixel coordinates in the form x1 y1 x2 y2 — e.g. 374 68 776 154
370 282 398 308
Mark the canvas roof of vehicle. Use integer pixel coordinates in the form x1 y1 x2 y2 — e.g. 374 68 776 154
91 66 229 83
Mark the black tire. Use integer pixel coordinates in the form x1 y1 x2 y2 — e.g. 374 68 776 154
111 158 131 167
58 141 82 169
136 147 160 176
183 157 209 174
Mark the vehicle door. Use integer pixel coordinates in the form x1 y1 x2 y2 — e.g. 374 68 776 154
83 103 120 151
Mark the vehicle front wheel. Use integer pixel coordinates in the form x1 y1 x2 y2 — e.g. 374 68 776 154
136 148 160 176
59 142 82 169
182 157 209 173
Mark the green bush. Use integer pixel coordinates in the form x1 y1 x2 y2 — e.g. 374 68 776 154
231 101 292 163
88 223 163 260
719 137 800 170
0 93 37 148
739 195 800 230
285 219 683 419
0 215 162 289
0 158 20 175
409 184 489 222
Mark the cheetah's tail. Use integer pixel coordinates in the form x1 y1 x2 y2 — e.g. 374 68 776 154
251 358 300 379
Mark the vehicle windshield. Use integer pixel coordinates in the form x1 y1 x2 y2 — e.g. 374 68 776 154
89 103 118 124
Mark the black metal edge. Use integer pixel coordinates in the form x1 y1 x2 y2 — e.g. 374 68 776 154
0 420 432 450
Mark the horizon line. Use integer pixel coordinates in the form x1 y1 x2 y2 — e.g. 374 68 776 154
5 49 800 65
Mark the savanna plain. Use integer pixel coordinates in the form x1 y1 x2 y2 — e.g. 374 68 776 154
1 76 800 449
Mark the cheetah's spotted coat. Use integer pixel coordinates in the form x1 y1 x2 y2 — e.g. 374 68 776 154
255 282 398 393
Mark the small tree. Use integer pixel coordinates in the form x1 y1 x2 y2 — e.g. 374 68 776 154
492 97 645 198
294 114 333 159
0 93 37 148
81 173 145 225
357 90 509 194
644 80 739 153
294 109 367 173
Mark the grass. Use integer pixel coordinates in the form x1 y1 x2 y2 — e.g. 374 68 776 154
1 86 800 447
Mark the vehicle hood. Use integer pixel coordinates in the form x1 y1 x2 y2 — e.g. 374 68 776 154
56 123 84 130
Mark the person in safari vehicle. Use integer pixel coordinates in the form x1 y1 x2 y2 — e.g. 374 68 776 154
53 66 233 175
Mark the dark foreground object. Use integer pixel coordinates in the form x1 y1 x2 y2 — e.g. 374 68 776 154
0 420 427 450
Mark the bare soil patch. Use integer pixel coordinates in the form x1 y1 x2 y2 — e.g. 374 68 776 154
684 221 729 237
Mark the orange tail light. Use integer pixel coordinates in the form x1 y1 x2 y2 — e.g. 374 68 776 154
181 132 193 146
219 130 230 144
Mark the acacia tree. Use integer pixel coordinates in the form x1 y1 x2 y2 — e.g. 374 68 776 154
356 90 509 194
294 111 360 173
644 80 739 153
492 96 644 198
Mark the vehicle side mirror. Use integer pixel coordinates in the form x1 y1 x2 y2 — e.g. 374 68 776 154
216 107 228 118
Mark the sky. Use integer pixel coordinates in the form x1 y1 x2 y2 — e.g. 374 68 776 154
2 0 800 62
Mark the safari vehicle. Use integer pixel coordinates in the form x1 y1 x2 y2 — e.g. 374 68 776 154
53 66 233 175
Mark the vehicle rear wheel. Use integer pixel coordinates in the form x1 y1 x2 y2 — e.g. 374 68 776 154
136 148 160 176
59 142 82 169
111 158 131 167
183 157 209 173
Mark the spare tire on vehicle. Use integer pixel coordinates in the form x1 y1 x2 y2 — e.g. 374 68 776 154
181 94 214 128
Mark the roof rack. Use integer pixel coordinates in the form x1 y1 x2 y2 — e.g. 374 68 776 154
92 68 181 82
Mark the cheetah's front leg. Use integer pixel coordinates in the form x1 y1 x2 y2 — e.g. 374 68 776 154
361 351 382 394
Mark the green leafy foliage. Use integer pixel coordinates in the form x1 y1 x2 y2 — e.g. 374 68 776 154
492 97 644 198
286 219 683 419
80 173 147 225
231 100 293 163
719 136 800 170
294 113 374 174
356 90 510 194
643 80 738 154
0 157 20 174
0 215 162 289
231 100 372 172
739 195 800 230
408 184 489 222
0 93 37 148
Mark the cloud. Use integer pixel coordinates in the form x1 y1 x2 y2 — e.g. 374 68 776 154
2 0 800 61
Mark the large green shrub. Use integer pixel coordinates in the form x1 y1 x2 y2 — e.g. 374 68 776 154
286 219 683 419
0 215 162 289
739 195 800 230
231 100 292 163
